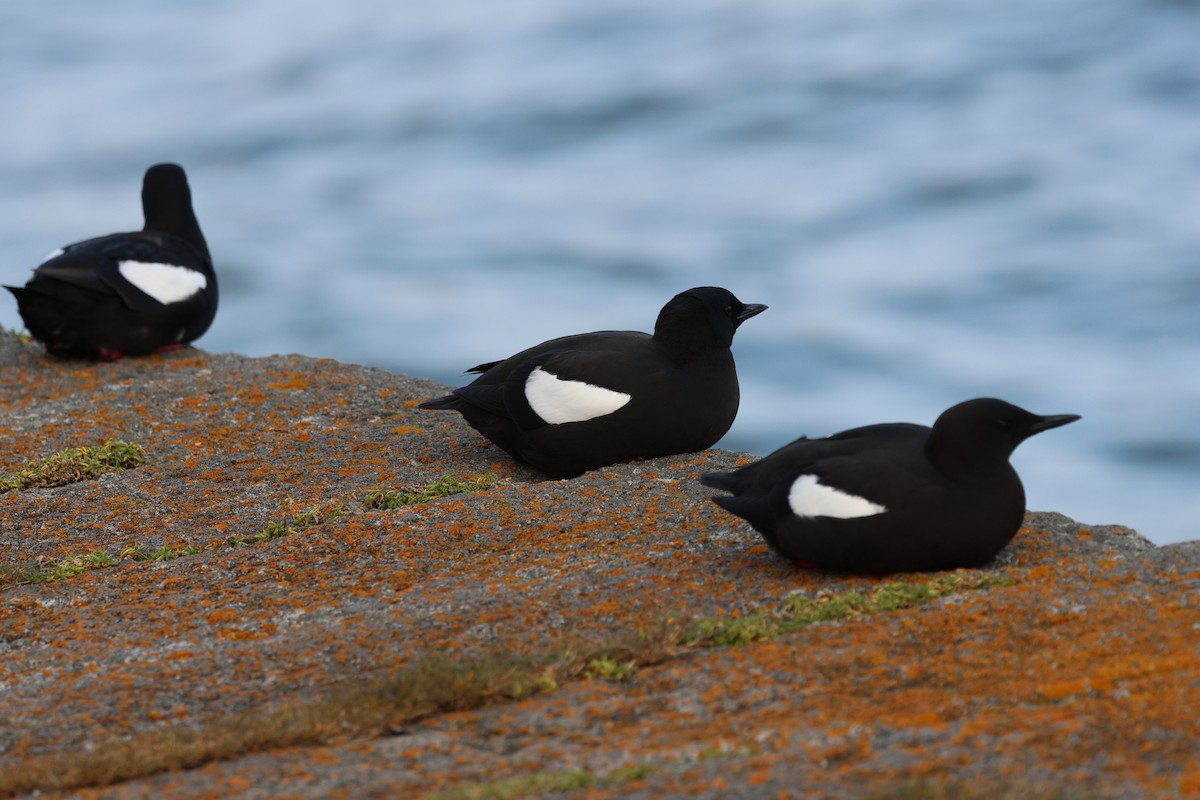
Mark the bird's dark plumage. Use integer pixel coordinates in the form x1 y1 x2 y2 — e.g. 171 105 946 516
420 286 766 477
702 398 1080 573
5 163 217 359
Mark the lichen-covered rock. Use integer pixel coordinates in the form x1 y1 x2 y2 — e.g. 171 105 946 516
1 335 1196 799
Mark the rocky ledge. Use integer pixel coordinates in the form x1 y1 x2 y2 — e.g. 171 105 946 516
1 336 1197 800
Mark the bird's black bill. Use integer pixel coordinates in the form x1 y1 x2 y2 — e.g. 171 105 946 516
736 303 768 325
1029 413 1081 433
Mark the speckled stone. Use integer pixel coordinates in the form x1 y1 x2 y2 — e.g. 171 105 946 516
1 335 1196 800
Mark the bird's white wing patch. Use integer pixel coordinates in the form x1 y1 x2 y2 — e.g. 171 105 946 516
788 474 887 519
524 366 631 425
118 261 207 304
39 248 65 264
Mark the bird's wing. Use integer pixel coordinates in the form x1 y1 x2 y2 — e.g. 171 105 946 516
454 348 639 431
33 233 208 312
781 452 936 520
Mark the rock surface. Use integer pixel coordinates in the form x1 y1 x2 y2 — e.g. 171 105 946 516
1 336 1197 799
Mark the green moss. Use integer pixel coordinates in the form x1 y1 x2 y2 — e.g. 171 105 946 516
0 571 1010 794
228 502 349 547
0 440 146 493
0 563 24 591
683 572 1012 647
222 475 498 549
434 769 595 800
432 763 658 800
25 551 118 583
4 540 206 589
875 777 1085 800
684 610 777 647
291 504 349 528
508 671 559 701
121 544 201 562
697 745 755 760
605 764 657 782
584 656 637 681
363 473 498 510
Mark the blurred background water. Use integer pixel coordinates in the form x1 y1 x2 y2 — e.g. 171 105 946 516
1 0 1198 543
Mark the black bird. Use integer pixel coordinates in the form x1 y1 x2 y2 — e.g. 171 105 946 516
701 398 1080 573
420 286 767 477
6 163 216 359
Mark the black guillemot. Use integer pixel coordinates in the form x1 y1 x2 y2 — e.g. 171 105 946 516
702 398 1080 572
420 286 766 477
6 163 217 359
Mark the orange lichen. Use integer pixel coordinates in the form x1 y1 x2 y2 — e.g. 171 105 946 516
0 342 1194 800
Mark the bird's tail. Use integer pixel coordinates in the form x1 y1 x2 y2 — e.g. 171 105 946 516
710 493 775 532
709 493 787 555
418 395 463 411
699 470 739 493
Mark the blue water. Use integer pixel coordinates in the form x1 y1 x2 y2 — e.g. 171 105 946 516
2 0 1198 544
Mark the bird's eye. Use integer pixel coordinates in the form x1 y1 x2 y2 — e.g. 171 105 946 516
726 303 735 316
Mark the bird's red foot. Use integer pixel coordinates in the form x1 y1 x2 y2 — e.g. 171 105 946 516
96 347 126 361
792 559 818 569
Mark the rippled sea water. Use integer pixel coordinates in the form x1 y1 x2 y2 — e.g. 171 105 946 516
2 0 1198 543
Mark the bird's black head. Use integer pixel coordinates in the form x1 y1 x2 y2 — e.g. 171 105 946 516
142 163 208 254
927 397 1080 475
653 287 767 360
